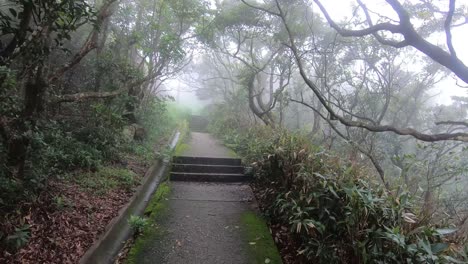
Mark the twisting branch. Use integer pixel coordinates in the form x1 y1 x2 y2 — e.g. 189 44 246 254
51 87 128 103
51 73 151 104
242 0 468 142
444 0 457 57
240 0 280 16
436 120 468 127
48 0 119 83
355 0 408 48
313 0 468 84
291 97 389 189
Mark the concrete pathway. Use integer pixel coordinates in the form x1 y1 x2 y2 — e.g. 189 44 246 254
136 182 255 264
182 132 235 158
131 132 281 264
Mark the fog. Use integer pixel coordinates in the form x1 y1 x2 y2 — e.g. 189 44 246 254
1 0 467 262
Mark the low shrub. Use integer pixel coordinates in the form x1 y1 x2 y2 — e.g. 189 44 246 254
3 225 30 250
209 109 466 263
74 166 139 194
128 215 149 235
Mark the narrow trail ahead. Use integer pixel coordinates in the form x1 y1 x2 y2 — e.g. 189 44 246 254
181 131 235 158
131 130 281 264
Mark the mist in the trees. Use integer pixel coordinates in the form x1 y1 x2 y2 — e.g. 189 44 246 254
1 0 467 262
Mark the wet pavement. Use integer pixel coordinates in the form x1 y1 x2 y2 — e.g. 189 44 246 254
135 182 256 264
181 132 234 158
132 132 280 264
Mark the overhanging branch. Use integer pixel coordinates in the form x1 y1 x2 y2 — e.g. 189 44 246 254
313 0 468 84
271 0 468 143
435 120 468 127
51 87 127 103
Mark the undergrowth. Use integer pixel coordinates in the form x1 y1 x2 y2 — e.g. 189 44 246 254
209 108 468 263
73 166 140 195
0 98 188 251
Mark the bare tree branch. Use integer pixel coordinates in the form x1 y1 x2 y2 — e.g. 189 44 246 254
51 87 127 103
266 0 468 142
291 97 389 189
436 120 468 127
444 0 457 57
313 0 468 84
48 0 118 83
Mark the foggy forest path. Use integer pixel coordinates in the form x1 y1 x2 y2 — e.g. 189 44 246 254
130 119 281 263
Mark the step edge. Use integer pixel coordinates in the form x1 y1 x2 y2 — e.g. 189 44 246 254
173 156 242 160
170 172 247 176
172 164 244 168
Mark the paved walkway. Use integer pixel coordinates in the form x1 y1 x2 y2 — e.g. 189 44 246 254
131 132 281 264
137 182 255 264
182 132 235 158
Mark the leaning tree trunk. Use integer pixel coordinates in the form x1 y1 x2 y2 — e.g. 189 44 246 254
8 65 48 179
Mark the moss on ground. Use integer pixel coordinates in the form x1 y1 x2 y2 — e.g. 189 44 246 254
241 211 282 264
126 182 171 264
172 120 191 157
228 148 239 158
144 182 170 216
174 143 190 156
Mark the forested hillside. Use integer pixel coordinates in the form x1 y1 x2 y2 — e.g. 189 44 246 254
0 0 202 262
1 0 467 263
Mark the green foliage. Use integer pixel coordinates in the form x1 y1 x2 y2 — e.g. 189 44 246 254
174 143 190 156
0 66 20 116
137 98 172 143
131 100 190 163
0 67 20 203
53 195 72 210
30 121 102 172
74 166 139 195
129 143 155 165
4 225 30 250
0 96 131 206
94 50 144 85
128 215 149 235
214 2 269 32
144 182 171 216
165 102 192 129
172 119 190 157
85 104 125 156
209 105 466 263
0 0 95 63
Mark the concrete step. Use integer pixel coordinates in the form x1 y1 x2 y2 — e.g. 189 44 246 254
170 172 251 183
172 164 244 174
172 156 242 166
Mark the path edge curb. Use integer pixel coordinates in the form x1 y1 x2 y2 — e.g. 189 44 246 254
79 130 180 264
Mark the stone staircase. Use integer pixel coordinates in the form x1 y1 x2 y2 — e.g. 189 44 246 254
170 156 251 182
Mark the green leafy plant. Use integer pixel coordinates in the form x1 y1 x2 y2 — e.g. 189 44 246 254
53 195 71 210
5 225 31 250
76 166 139 194
128 215 149 234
